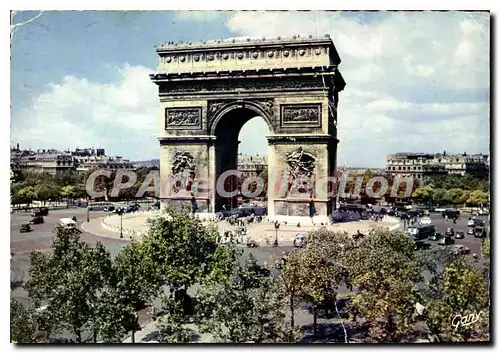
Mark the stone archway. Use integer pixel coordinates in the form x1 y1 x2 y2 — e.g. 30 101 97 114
150 35 346 223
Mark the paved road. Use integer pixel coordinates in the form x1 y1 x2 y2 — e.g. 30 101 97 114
11 208 129 305
397 212 489 262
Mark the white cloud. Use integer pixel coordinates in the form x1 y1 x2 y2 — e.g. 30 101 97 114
225 11 490 167
11 64 158 160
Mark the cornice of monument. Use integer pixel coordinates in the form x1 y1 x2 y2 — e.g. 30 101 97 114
152 34 342 74
150 65 339 81
155 34 335 53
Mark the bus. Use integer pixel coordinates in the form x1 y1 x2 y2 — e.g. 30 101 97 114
407 224 435 241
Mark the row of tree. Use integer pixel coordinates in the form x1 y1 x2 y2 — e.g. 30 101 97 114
412 184 489 207
11 170 87 207
10 167 158 207
11 209 490 343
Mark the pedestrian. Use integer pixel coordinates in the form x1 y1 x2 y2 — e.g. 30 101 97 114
473 253 479 262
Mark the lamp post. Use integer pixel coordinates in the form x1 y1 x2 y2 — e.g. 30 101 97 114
86 207 90 222
120 210 123 239
273 221 280 247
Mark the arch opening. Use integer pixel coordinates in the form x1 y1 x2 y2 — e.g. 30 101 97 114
213 108 270 212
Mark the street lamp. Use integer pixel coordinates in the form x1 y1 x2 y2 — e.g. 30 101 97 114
273 221 280 247
86 207 90 222
119 210 123 239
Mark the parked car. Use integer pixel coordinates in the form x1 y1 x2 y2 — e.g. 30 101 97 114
31 209 43 217
246 240 258 248
29 216 44 225
438 236 455 246
429 232 442 241
39 207 49 216
414 241 431 250
293 233 308 248
104 205 115 212
455 231 465 239
20 224 32 233
125 203 140 213
451 245 471 255
445 228 455 237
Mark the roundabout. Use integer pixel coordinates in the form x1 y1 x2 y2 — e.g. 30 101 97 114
83 209 401 246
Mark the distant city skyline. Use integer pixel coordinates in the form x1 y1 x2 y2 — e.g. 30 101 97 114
11 11 490 167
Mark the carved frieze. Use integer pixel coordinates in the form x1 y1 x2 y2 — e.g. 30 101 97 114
170 151 196 194
159 76 327 95
171 151 196 176
285 147 316 178
255 99 274 117
207 101 227 118
280 104 321 128
207 99 275 120
165 107 202 130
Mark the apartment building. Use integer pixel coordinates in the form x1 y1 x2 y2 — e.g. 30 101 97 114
385 151 489 180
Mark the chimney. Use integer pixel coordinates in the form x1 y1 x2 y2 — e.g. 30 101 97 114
16 143 19 150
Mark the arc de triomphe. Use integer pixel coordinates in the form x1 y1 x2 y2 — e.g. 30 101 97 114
150 35 346 224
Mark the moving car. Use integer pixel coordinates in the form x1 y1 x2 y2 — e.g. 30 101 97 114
451 245 471 255
20 224 32 233
60 218 77 229
407 224 435 241
438 236 455 246
474 227 487 238
293 233 308 248
442 209 460 219
468 228 475 236
29 216 44 225
455 231 465 239
468 218 485 227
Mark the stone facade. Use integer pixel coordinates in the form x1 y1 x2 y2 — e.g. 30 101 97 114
151 35 345 222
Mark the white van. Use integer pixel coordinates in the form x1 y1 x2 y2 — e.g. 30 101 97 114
60 218 77 229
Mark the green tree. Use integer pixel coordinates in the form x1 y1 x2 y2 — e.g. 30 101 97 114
108 239 158 343
93 286 137 343
433 188 447 206
420 259 489 342
26 227 113 343
197 254 296 343
141 209 236 292
444 188 465 206
412 185 434 205
467 190 488 207
345 229 422 342
60 185 76 207
17 186 38 206
155 293 197 343
10 299 38 343
283 229 351 339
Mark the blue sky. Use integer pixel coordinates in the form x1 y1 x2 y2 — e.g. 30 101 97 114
10 11 490 167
